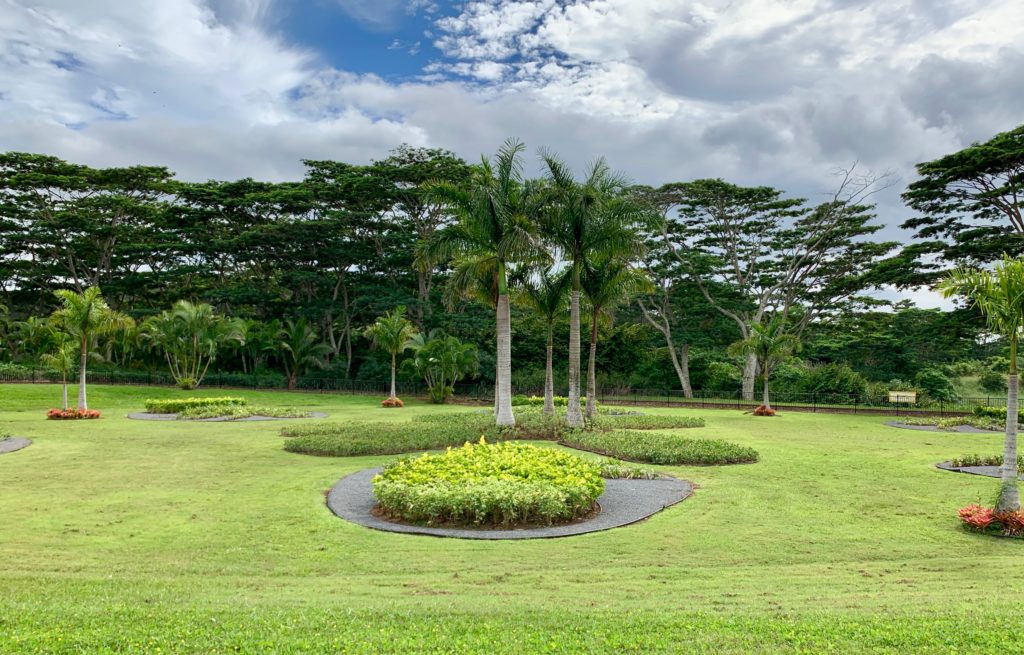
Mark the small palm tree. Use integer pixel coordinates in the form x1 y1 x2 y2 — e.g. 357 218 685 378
49 287 134 410
940 256 1024 511
402 331 480 404
364 306 418 401
517 267 571 415
580 258 652 419
727 317 800 414
422 138 544 426
40 335 78 410
276 319 331 390
140 301 244 389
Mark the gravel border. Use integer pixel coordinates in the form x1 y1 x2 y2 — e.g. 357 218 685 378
0 437 32 455
886 421 998 434
127 411 328 422
326 467 693 540
936 460 1024 480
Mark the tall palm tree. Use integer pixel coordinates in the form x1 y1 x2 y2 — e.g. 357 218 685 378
517 267 571 415
40 334 78 410
540 155 652 427
940 256 1024 511
276 318 331 390
422 139 544 426
364 306 418 401
727 317 800 413
580 258 652 419
49 287 133 410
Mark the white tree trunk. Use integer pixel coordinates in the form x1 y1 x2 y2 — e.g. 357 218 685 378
78 340 88 410
566 289 583 427
495 294 515 426
762 376 771 410
543 326 555 416
669 343 692 398
585 315 598 420
1000 372 1021 511
61 378 68 411
389 353 397 399
742 353 757 400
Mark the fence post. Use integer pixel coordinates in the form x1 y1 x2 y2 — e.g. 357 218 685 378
813 392 817 413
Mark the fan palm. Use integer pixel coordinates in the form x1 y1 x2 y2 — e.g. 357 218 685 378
939 256 1024 511
580 258 653 419
540 155 652 427
276 318 331 390
364 306 418 400
421 138 544 426
49 287 134 409
727 317 800 413
516 267 571 415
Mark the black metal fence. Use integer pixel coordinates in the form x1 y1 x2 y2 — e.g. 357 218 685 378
2 368 1019 417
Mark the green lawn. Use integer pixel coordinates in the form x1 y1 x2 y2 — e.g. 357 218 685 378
1 384 1021 654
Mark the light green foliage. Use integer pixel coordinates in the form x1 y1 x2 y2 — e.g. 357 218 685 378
144 396 248 414
563 430 759 465
951 454 1024 468
596 459 660 479
3 384 1024 653
177 404 309 420
373 439 604 526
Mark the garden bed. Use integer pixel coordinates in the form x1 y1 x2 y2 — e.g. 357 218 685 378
128 411 327 422
886 421 998 434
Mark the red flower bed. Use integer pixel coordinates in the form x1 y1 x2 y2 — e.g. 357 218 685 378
47 408 102 420
959 504 1024 536
381 397 404 408
752 405 776 416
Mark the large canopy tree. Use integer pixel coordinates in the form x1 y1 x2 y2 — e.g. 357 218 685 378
939 256 1023 512
423 139 542 426
902 123 1024 276
49 286 134 409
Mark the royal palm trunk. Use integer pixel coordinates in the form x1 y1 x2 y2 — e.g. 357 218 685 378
78 336 88 409
585 310 599 420
543 324 555 416
566 284 583 428
1000 350 1021 511
390 353 397 399
762 376 771 410
495 292 515 426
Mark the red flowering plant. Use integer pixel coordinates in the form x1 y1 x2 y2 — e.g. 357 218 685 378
993 510 1024 537
47 408 102 420
958 503 1024 537
958 504 995 530
752 405 776 417
381 397 404 408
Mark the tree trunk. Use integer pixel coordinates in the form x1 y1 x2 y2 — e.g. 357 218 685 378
390 353 397 399
742 353 757 400
495 292 515 426
586 310 599 420
669 343 692 398
543 324 555 416
288 371 297 391
762 376 771 410
1000 363 1021 511
78 336 88 409
61 376 68 411
566 286 583 428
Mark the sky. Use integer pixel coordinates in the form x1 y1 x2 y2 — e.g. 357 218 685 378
2 0 1023 308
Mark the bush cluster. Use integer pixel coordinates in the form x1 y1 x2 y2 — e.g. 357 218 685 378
973 405 1024 423
144 397 248 413
510 394 590 407
177 404 308 420
561 430 759 466
951 454 1024 468
372 439 604 527
959 504 1024 537
47 408 101 420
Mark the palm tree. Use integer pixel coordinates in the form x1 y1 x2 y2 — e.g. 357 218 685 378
140 301 244 389
40 334 78 410
540 155 652 427
517 267 571 415
580 258 652 419
940 256 1023 511
49 287 134 410
402 330 480 404
276 318 331 390
727 317 800 413
422 139 544 426
364 306 418 401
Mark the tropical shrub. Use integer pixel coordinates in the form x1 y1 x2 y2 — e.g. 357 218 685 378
978 368 1007 393
561 430 758 465
597 459 660 479
144 397 248 413
950 454 1024 468
139 301 243 390
511 395 589 407
914 367 959 402
590 414 704 430
177 404 309 420
958 504 995 530
402 332 478 403
958 504 1024 537
973 405 1024 423
752 405 776 416
47 408 101 420
372 439 604 527
795 362 869 397
381 397 404 408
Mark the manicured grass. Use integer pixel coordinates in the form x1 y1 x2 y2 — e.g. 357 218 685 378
1 383 1022 654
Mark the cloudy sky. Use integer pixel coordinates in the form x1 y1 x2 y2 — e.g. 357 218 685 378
2 0 1023 306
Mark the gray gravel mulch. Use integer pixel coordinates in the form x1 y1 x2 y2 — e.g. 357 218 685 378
936 461 1024 481
0 437 32 455
127 411 328 422
886 421 998 434
326 467 693 540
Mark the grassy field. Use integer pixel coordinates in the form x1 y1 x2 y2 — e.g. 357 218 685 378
1 383 1021 654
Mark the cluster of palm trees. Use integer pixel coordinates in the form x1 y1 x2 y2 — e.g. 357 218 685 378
419 139 656 427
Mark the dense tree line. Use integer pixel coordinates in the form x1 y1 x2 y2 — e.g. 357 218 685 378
2 124 1022 404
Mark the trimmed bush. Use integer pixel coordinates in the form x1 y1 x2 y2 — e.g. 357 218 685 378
591 414 704 430
372 439 604 527
47 408 101 420
511 395 590 407
950 454 1024 468
973 405 1024 423
562 430 759 466
145 397 248 413
177 404 309 420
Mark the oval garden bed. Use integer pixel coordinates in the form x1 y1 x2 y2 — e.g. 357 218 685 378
129 396 326 422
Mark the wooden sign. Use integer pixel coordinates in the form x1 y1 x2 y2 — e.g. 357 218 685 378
888 391 917 404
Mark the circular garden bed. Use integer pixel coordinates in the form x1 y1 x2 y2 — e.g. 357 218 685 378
0 437 32 455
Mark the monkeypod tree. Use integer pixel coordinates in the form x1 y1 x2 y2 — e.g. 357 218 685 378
49 286 134 410
940 256 1023 512
140 300 244 389
903 123 1024 275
